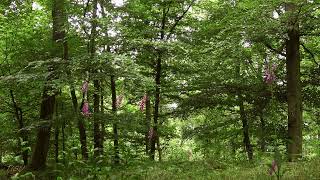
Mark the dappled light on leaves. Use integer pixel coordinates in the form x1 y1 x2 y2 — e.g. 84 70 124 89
0 0 319 178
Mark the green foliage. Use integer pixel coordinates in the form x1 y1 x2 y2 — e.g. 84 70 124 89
0 0 320 179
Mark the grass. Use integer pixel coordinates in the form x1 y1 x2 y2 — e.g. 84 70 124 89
4 158 320 179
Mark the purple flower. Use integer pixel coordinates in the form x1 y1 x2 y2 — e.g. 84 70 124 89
263 63 277 84
82 101 91 117
81 81 89 93
138 95 148 111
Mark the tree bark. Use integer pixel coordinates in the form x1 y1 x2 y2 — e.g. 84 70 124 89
145 93 151 155
54 127 59 163
286 3 302 162
239 95 253 161
93 79 102 156
100 89 106 148
64 0 88 159
236 62 253 161
90 0 103 157
111 75 120 164
230 137 236 155
150 53 161 160
30 91 55 170
30 0 64 170
150 7 167 161
62 123 66 164
71 90 88 160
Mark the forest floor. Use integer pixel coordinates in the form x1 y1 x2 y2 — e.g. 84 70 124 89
1 158 320 179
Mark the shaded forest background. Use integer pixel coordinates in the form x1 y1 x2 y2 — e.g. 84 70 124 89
0 0 320 179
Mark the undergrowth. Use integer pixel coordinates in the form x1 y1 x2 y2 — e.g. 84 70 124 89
3 157 319 180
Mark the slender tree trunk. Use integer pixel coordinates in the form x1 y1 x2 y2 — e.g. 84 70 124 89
286 3 302 162
150 8 167 161
61 0 88 159
145 94 151 155
19 109 28 165
62 123 66 164
239 95 253 161
93 80 102 156
150 52 161 160
157 136 162 161
30 0 65 170
9 90 28 165
90 0 103 157
111 75 120 164
101 88 106 147
231 138 236 155
71 90 88 160
236 62 253 161
54 100 60 163
54 127 59 163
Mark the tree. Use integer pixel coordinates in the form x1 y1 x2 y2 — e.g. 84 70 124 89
30 0 65 170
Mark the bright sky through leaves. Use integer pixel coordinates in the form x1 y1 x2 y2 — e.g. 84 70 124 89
112 0 124 7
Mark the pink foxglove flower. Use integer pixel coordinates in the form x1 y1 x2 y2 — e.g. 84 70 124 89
82 101 91 117
116 95 124 108
81 81 89 93
263 63 277 84
138 94 148 111
269 160 278 175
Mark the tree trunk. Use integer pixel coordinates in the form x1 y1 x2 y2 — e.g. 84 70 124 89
71 90 88 160
62 0 88 159
150 53 161 160
236 61 253 161
150 7 167 161
54 127 59 163
239 95 253 161
62 123 66 164
30 0 65 169
157 136 162 161
111 75 120 164
30 92 55 170
286 3 302 162
9 90 28 165
90 0 103 157
101 88 106 147
93 79 102 156
145 94 151 155
230 137 236 155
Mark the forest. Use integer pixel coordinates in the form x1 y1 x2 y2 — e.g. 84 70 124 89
0 0 319 179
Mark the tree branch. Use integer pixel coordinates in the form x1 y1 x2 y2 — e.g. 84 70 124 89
160 7 170 40
301 43 318 66
167 0 196 39
263 42 286 56
300 31 320 37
